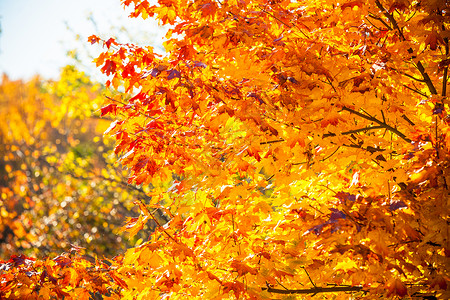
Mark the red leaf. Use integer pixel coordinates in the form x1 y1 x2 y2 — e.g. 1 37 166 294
9 254 35 267
88 35 100 44
146 120 164 130
105 38 117 49
200 3 216 17
101 103 117 116
321 116 344 128
53 254 72 268
101 60 117 76
134 158 149 173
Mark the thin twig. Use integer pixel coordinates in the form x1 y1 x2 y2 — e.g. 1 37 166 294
104 95 157 120
374 1 402 36
327 77 337 93
442 22 449 97
401 114 415 126
274 279 290 290
364 16 383 31
400 72 427 83
258 6 309 39
323 125 385 138
320 146 340 162
402 84 428 97
341 106 411 143
301 267 316 287
367 13 392 30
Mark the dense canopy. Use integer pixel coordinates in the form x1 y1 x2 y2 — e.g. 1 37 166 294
1 0 450 299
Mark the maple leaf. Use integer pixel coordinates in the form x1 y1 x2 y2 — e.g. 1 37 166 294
101 60 117 76
386 278 408 297
54 254 72 268
92 0 450 291
88 35 100 44
121 214 149 238
109 271 128 289
425 30 444 50
230 259 258 277
101 103 118 116
105 37 117 49
388 0 410 12
9 254 35 267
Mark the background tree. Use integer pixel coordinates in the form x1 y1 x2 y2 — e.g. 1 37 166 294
0 66 165 258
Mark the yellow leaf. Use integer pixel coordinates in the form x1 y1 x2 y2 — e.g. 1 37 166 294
335 258 358 271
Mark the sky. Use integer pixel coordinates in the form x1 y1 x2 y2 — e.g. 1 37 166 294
0 0 165 81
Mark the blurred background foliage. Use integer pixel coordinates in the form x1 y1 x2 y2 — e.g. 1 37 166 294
0 65 166 258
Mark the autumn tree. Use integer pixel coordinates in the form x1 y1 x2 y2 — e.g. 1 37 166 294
0 66 166 259
1 0 450 299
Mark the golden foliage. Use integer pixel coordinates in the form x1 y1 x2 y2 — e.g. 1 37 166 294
2 0 450 299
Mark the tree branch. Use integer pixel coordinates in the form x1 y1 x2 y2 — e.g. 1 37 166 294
367 13 392 30
263 285 364 294
323 125 384 138
401 114 415 126
398 71 426 83
442 22 449 97
414 60 438 95
260 139 285 145
365 16 384 31
374 0 437 95
374 1 401 35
